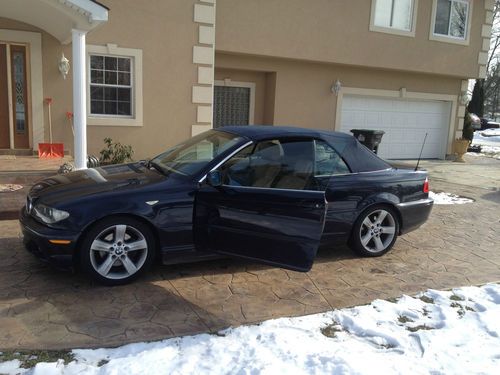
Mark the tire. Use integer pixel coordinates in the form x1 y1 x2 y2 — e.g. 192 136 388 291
80 216 156 285
349 205 399 257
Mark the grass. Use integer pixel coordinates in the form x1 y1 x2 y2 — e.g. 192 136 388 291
450 294 465 302
419 295 435 304
321 321 343 338
406 324 435 333
0 350 74 369
397 315 414 324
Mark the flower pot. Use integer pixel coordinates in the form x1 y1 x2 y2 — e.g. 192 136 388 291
453 139 470 163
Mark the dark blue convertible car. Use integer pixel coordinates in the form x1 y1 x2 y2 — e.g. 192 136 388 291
20 126 433 284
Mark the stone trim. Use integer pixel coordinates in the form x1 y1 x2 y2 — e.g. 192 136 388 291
192 0 216 137
478 1 495 78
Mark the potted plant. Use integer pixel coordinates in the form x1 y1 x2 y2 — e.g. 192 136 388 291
454 110 474 162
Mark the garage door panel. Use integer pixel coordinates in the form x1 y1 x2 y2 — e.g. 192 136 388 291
340 95 450 159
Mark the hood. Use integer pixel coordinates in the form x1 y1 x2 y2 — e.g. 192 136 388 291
29 163 166 204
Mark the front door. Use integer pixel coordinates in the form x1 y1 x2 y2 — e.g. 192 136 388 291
0 44 9 148
0 43 30 149
194 139 327 272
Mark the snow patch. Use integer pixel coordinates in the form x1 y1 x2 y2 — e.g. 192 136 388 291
2 284 500 375
468 131 500 159
429 191 473 205
0 360 26 374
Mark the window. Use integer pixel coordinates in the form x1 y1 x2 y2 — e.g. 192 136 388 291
220 139 347 191
434 0 469 39
431 0 471 43
151 130 244 177
213 80 255 128
371 0 416 36
87 44 143 126
373 0 414 31
314 140 350 177
90 55 132 116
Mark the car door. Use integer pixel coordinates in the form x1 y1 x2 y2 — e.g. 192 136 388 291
194 139 327 272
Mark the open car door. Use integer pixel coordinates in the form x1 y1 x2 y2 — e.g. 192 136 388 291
194 184 327 272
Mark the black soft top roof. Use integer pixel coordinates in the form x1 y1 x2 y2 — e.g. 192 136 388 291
219 125 391 173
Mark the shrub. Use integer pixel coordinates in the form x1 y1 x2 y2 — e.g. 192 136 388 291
99 138 134 165
462 111 474 142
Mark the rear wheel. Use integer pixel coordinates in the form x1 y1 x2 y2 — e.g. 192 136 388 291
350 205 399 257
80 217 155 285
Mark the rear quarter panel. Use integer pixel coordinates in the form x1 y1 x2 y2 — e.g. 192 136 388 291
321 169 428 242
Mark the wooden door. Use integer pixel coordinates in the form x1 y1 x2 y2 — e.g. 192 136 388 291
0 44 10 149
10 45 29 149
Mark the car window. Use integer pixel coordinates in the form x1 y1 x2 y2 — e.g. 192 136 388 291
314 140 350 176
220 139 317 190
151 130 243 177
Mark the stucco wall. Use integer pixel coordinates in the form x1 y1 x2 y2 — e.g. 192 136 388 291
215 52 462 133
216 0 486 79
1 0 200 160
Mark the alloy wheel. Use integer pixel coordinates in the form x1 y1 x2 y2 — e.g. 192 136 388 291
358 209 396 254
89 224 148 280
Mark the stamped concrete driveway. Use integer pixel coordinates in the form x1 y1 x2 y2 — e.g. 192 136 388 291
0 157 499 350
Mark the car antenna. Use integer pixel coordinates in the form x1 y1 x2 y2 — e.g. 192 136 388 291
415 132 428 171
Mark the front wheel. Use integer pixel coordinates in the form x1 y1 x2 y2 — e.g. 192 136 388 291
350 206 399 257
80 217 156 285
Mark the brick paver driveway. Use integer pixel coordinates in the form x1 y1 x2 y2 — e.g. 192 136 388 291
0 157 499 350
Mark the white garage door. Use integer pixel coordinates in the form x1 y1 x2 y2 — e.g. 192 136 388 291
340 95 451 159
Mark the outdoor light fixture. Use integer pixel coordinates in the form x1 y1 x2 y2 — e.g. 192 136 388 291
331 79 342 95
58 52 70 79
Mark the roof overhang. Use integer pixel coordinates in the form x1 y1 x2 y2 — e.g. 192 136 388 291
0 0 109 44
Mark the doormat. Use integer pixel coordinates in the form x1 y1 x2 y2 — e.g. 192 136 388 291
0 184 23 192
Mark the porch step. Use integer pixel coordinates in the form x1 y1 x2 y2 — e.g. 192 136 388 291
0 149 34 156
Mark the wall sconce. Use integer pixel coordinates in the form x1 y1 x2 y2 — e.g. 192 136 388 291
58 53 70 80
331 79 342 95
459 91 469 105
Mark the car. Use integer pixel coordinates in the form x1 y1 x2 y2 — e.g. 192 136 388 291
479 118 500 130
20 126 433 285
470 113 482 130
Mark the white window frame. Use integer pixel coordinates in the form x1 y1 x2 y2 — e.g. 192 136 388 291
369 0 418 37
214 79 256 125
430 0 472 45
87 44 143 127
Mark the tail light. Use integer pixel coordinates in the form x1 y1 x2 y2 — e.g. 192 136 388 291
423 177 429 193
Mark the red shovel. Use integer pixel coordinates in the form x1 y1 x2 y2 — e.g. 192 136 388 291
39 98 64 158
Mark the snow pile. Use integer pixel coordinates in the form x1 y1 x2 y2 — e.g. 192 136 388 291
468 130 500 159
429 191 474 205
0 184 23 192
0 359 23 374
2 284 500 375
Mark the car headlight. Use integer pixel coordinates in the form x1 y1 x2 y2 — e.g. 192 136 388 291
33 204 70 224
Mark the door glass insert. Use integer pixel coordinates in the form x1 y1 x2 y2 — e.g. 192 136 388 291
214 86 250 128
13 51 26 134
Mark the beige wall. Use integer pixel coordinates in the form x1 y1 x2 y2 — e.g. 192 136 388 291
0 0 478 160
1 0 200 160
216 0 486 78
215 68 274 124
215 52 462 132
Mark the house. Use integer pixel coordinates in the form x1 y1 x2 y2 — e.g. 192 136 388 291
0 0 494 166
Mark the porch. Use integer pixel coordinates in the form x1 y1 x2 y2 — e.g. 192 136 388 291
0 0 108 169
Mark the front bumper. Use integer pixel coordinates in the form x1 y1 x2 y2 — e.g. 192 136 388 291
19 206 80 268
397 198 433 234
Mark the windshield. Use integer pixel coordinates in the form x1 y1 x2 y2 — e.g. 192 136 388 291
150 130 244 177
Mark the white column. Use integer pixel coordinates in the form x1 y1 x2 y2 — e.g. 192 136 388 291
72 29 88 169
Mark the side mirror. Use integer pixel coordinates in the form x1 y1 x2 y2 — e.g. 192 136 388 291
206 170 223 187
